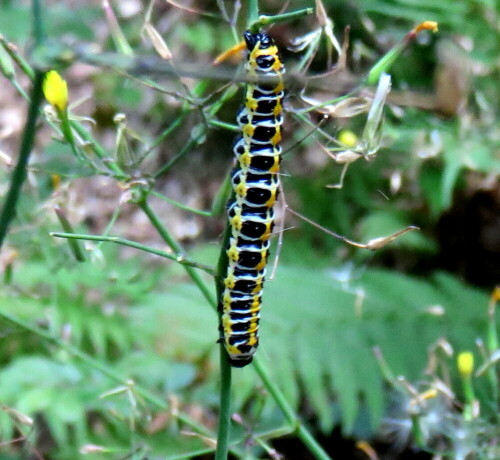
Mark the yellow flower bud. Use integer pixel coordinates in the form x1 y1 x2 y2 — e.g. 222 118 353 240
492 286 500 302
457 351 474 377
338 129 358 148
43 70 68 112
412 21 439 34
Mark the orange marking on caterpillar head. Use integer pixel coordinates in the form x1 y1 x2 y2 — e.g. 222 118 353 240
213 40 246 65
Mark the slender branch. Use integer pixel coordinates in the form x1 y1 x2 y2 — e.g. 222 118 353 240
214 221 233 460
138 199 217 306
209 119 240 132
0 0 46 251
154 85 238 179
50 232 215 275
149 190 215 216
0 35 36 80
254 358 333 460
248 0 259 26
250 8 314 31
215 345 233 460
53 207 86 262
144 111 188 157
32 0 45 44
0 72 44 250
69 120 126 178
150 172 230 217
154 129 204 178
138 195 235 459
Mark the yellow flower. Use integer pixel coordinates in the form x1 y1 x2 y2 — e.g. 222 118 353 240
43 70 68 112
457 351 474 378
338 129 358 148
412 21 439 34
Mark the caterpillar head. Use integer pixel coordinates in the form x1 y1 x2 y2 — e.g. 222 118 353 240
243 31 274 51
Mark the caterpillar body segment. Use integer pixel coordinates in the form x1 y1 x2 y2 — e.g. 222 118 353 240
242 123 282 146
231 170 280 200
224 267 266 287
245 95 283 117
226 237 270 271
228 207 275 241
220 30 284 367
237 108 284 128
233 137 282 174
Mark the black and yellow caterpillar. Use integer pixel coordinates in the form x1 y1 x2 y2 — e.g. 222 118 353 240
219 31 285 367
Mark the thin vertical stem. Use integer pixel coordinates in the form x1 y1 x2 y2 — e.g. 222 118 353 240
138 199 216 307
0 0 45 250
248 0 259 26
214 222 233 460
0 72 44 249
254 358 333 460
140 195 235 458
32 0 45 43
214 346 233 460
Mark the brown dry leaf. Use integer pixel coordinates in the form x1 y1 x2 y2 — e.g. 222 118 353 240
360 226 419 250
165 0 209 15
180 430 217 448
301 94 370 117
315 0 328 27
143 22 172 60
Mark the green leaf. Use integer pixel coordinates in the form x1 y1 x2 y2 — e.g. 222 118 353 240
441 158 462 210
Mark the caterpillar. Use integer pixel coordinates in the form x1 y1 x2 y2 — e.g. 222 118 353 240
219 31 285 367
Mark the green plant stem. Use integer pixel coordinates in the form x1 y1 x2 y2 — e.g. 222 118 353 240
250 8 314 31
214 221 233 460
58 109 85 161
150 173 230 218
50 232 215 275
139 199 216 306
209 119 240 132
0 0 45 251
248 0 259 26
254 358 333 460
154 129 204 179
487 292 499 404
149 190 217 216
0 35 36 80
11 79 30 100
0 71 44 250
33 0 45 43
461 375 476 421
144 112 188 156
154 85 238 179
140 195 236 458
102 0 133 56
69 120 125 178
53 207 86 262
215 345 233 460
